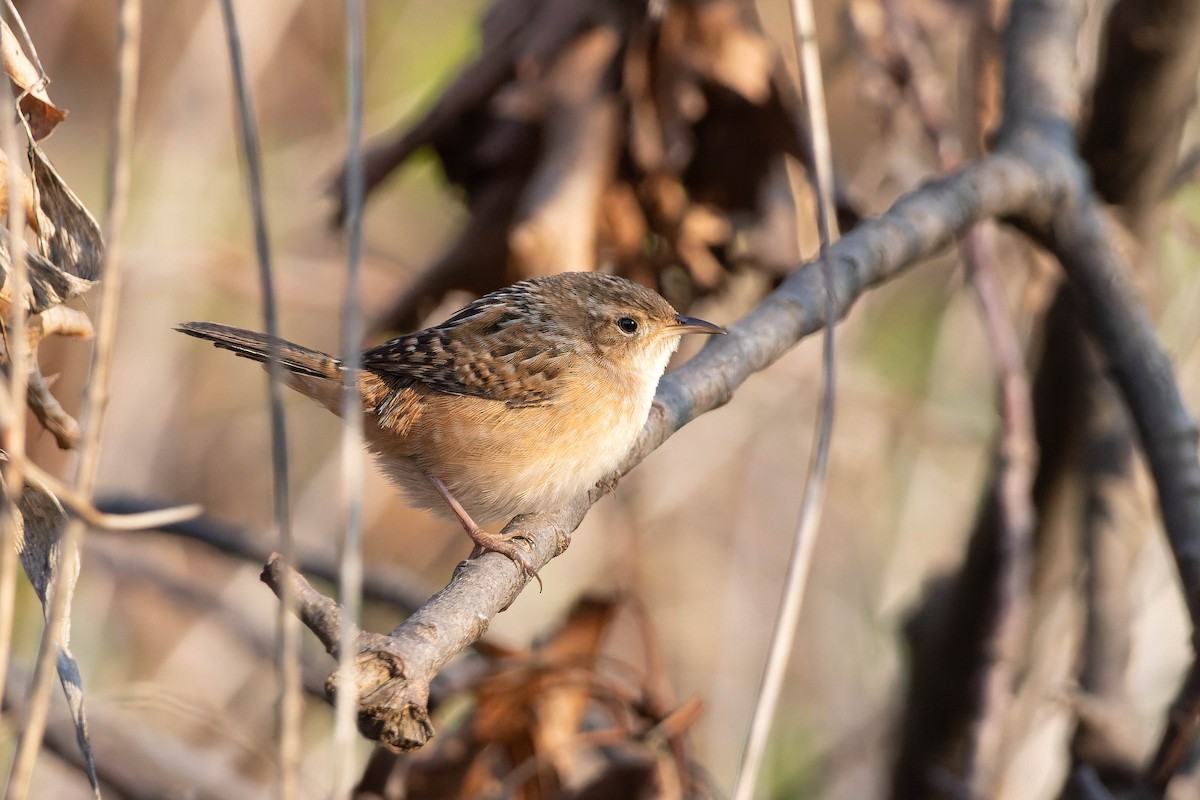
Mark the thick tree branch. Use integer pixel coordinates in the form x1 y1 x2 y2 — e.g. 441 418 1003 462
998 0 1200 793
1034 191 1200 792
1035 200 1200 630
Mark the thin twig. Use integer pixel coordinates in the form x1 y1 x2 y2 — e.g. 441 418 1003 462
0 4 31 744
993 0 1200 789
335 0 367 792
15 459 201 531
961 225 1036 795
731 0 840 796
1038 197 1200 792
997 0 1200 788
216 1 300 795
266 554 354 656
6 1 140 796
2 1 44 79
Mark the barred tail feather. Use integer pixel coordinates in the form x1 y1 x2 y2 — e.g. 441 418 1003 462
176 321 340 381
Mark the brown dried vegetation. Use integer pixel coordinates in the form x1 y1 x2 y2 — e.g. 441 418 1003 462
332 0 849 332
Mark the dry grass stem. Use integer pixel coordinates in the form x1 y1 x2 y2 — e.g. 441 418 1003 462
731 0 840 796
0 6 31 755
334 0 368 792
15 460 201 531
961 225 1036 794
216 0 301 794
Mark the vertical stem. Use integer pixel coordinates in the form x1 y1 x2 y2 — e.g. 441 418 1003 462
0 11 31 734
961 225 1035 795
334 0 366 794
731 0 840 796
216 1 300 797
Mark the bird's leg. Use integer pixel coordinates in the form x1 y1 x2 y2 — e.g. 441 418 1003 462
426 474 543 591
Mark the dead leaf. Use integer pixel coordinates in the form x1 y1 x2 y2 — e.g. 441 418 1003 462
0 18 67 141
0 131 102 450
30 136 103 285
0 232 94 316
0 137 102 316
509 27 623 274
338 0 853 335
685 2 775 104
3 477 99 795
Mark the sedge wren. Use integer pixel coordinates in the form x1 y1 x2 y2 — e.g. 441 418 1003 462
178 272 724 586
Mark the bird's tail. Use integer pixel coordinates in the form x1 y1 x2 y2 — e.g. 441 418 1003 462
176 321 342 382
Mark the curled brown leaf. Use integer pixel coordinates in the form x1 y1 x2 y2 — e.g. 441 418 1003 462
0 18 66 141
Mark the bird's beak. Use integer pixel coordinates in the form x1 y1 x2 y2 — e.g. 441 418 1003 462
670 314 726 335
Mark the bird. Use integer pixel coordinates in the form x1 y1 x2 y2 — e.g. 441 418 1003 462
177 271 724 588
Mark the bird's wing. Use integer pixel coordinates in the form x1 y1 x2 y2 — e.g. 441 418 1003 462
361 299 572 408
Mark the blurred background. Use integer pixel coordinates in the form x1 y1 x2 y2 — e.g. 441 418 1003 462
7 0 1200 797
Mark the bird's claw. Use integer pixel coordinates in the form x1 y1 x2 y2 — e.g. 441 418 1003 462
595 475 619 495
467 528 543 592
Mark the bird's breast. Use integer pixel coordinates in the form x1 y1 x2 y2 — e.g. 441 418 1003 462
370 360 659 524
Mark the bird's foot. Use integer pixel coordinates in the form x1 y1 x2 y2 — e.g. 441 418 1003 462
467 526 543 592
425 472 543 591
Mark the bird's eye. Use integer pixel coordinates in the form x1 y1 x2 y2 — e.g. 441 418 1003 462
616 316 639 334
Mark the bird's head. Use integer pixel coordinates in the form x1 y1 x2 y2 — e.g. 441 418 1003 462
519 272 725 381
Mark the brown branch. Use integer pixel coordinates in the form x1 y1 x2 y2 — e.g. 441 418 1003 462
25 368 78 449
1026 287 1144 791
1032 198 1200 617
261 555 434 749
1017 0 1200 788
18 303 93 449
891 233 1039 793
262 554 349 655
